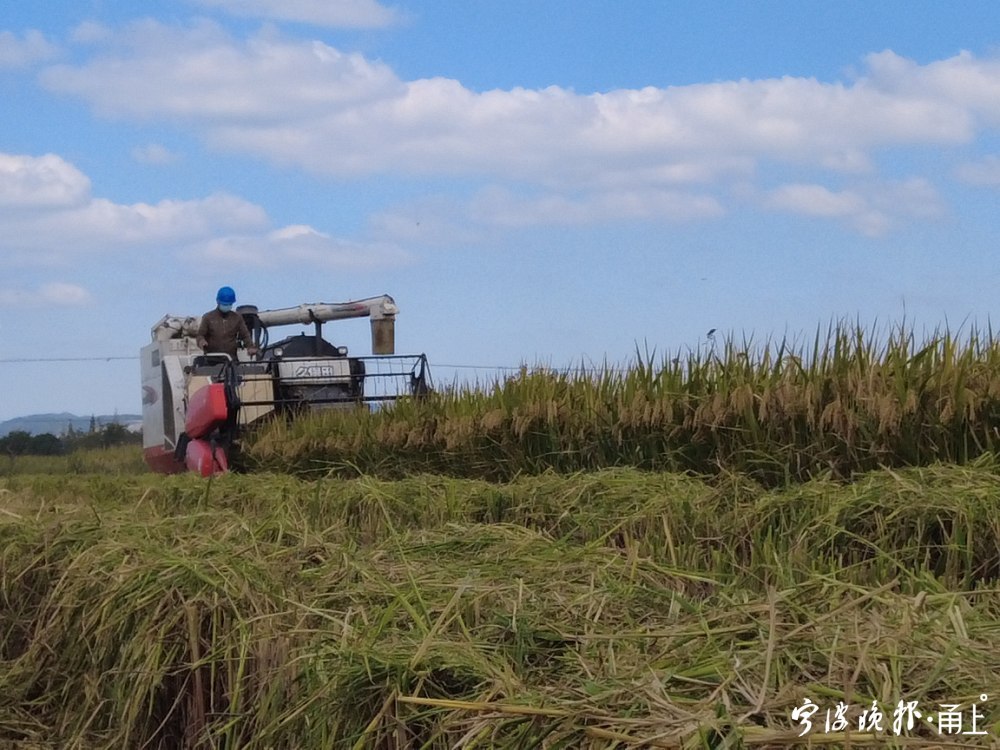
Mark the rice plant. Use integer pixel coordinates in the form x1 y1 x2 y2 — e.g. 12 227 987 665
247 320 1000 484
5 320 1000 747
3 467 1000 747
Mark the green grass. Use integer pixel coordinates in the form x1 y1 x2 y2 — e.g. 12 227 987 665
3 465 1000 748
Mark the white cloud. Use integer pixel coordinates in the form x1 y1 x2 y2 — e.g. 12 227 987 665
131 143 180 165
188 0 401 28
39 27 1000 187
763 178 944 236
954 155 1000 186
2 191 269 254
0 30 58 69
34 24 995 234
41 20 401 122
0 150 409 277
0 151 253 255
765 184 866 218
0 153 91 209
864 49 1000 127
193 224 409 269
0 282 92 308
40 281 93 305
60 193 268 244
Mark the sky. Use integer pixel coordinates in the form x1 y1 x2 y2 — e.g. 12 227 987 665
2 1 1000 422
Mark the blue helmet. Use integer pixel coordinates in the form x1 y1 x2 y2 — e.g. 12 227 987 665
216 286 236 305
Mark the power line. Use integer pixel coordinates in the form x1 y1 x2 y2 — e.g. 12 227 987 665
435 363 525 370
0 356 641 374
2 356 521 367
434 363 636 373
0 356 138 363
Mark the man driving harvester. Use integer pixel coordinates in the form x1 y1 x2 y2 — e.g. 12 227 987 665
196 286 258 360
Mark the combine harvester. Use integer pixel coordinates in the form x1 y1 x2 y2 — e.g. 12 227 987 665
140 295 431 475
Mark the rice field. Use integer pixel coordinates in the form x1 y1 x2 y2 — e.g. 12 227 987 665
3 464 1000 748
246 323 1000 484
4 322 1000 748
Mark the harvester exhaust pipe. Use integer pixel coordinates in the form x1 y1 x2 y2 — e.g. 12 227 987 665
371 317 395 355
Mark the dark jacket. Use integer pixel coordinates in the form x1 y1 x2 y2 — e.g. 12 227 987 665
196 308 253 359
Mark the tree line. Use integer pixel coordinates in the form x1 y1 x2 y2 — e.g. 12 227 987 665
0 419 141 456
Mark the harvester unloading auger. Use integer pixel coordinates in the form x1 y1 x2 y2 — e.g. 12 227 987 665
140 295 431 475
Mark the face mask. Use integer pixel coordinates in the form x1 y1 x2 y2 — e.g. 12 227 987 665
218 304 233 313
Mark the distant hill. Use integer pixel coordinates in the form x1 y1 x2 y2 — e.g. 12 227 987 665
0 413 142 437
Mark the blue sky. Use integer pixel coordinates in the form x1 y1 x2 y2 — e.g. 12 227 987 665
2 1 1000 421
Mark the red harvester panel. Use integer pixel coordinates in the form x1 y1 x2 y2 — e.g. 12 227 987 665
144 446 186 474
185 437 228 476
185 382 229 439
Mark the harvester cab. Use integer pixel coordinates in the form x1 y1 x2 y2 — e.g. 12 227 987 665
140 295 431 475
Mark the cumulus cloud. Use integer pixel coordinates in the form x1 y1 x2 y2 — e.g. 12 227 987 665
765 183 888 236
38 28 1000 185
0 150 403 277
66 194 265 243
41 21 402 122
765 184 867 218
863 49 1000 126
35 22 997 234
1 190 268 255
0 282 92 308
0 153 91 209
763 178 944 236
0 30 58 69
188 0 401 28
192 224 409 269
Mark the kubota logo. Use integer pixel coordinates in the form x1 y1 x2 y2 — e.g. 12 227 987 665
294 365 340 378
142 386 158 405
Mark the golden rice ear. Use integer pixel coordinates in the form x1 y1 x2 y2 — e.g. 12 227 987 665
242 320 997 485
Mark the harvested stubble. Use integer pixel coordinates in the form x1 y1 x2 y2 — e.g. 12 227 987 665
246 323 1000 484
3 466 1000 748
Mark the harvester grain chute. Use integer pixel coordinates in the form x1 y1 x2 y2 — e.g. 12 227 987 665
140 295 431 475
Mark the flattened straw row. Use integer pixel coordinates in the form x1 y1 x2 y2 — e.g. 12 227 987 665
3 468 1000 747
